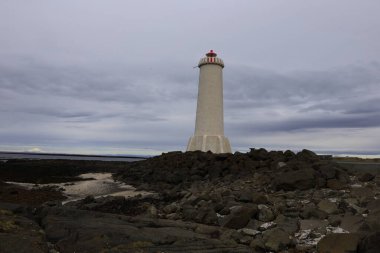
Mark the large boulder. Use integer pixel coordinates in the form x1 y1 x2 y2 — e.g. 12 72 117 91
251 192 268 204
366 199 380 212
317 233 361 253
358 173 375 182
300 219 329 231
318 164 338 179
273 168 316 191
248 148 270 161
237 188 254 203
275 215 299 234
351 187 375 204
263 228 292 252
358 232 380 253
296 149 320 162
327 179 347 190
257 205 275 222
301 206 328 220
221 206 257 229
363 209 380 232
340 214 365 233
318 199 339 214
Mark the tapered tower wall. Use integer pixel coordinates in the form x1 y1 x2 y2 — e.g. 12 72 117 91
187 50 232 154
194 64 224 136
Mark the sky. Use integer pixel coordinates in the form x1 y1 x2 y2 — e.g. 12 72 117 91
0 0 380 156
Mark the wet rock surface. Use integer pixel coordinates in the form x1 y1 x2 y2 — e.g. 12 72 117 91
0 149 380 252
317 233 361 253
0 181 66 206
0 209 48 253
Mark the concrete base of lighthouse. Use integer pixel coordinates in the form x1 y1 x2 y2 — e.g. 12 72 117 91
187 135 232 154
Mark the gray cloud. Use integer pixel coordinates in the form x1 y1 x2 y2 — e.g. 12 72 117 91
1 55 379 154
225 63 380 109
0 1 380 155
228 113 380 134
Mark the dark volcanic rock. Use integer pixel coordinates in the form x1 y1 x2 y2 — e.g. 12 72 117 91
296 149 320 162
317 233 361 253
317 199 339 214
263 228 292 252
114 149 348 195
0 209 48 253
358 232 380 253
0 182 66 206
351 187 375 204
237 189 253 203
327 179 347 190
221 206 257 229
257 205 275 222
39 206 252 253
366 199 380 212
340 214 365 233
300 206 328 220
364 209 380 232
275 215 299 234
67 195 161 217
273 168 316 191
318 164 338 179
248 148 270 161
358 173 375 182
251 192 268 204
1 148 367 253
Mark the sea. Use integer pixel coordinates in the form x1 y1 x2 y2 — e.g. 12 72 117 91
0 151 148 162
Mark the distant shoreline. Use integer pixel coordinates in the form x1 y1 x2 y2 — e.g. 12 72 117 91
0 151 148 162
0 151 148 159
2 150 380 164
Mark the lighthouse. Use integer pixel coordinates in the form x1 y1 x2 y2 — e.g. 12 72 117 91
187 50 232 153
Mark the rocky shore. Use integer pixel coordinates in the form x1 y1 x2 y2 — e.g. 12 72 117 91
1 149 379 252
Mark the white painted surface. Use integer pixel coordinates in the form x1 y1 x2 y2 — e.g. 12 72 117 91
187 51 231 153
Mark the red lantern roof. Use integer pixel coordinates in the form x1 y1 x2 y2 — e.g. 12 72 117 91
206 50 217 57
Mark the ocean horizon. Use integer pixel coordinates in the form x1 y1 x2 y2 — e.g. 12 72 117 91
1 150 379 161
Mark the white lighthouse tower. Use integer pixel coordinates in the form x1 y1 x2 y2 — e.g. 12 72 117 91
187 50 232 153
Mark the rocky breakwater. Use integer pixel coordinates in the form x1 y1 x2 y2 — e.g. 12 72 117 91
0 149 379 252
113 149 380 252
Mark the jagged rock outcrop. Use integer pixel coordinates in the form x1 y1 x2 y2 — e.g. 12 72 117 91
114 149 350 193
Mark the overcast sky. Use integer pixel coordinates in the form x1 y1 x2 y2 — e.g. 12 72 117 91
1 0 380 155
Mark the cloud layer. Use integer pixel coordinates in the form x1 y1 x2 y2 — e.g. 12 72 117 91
1 55 379 154
0 1 380 155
